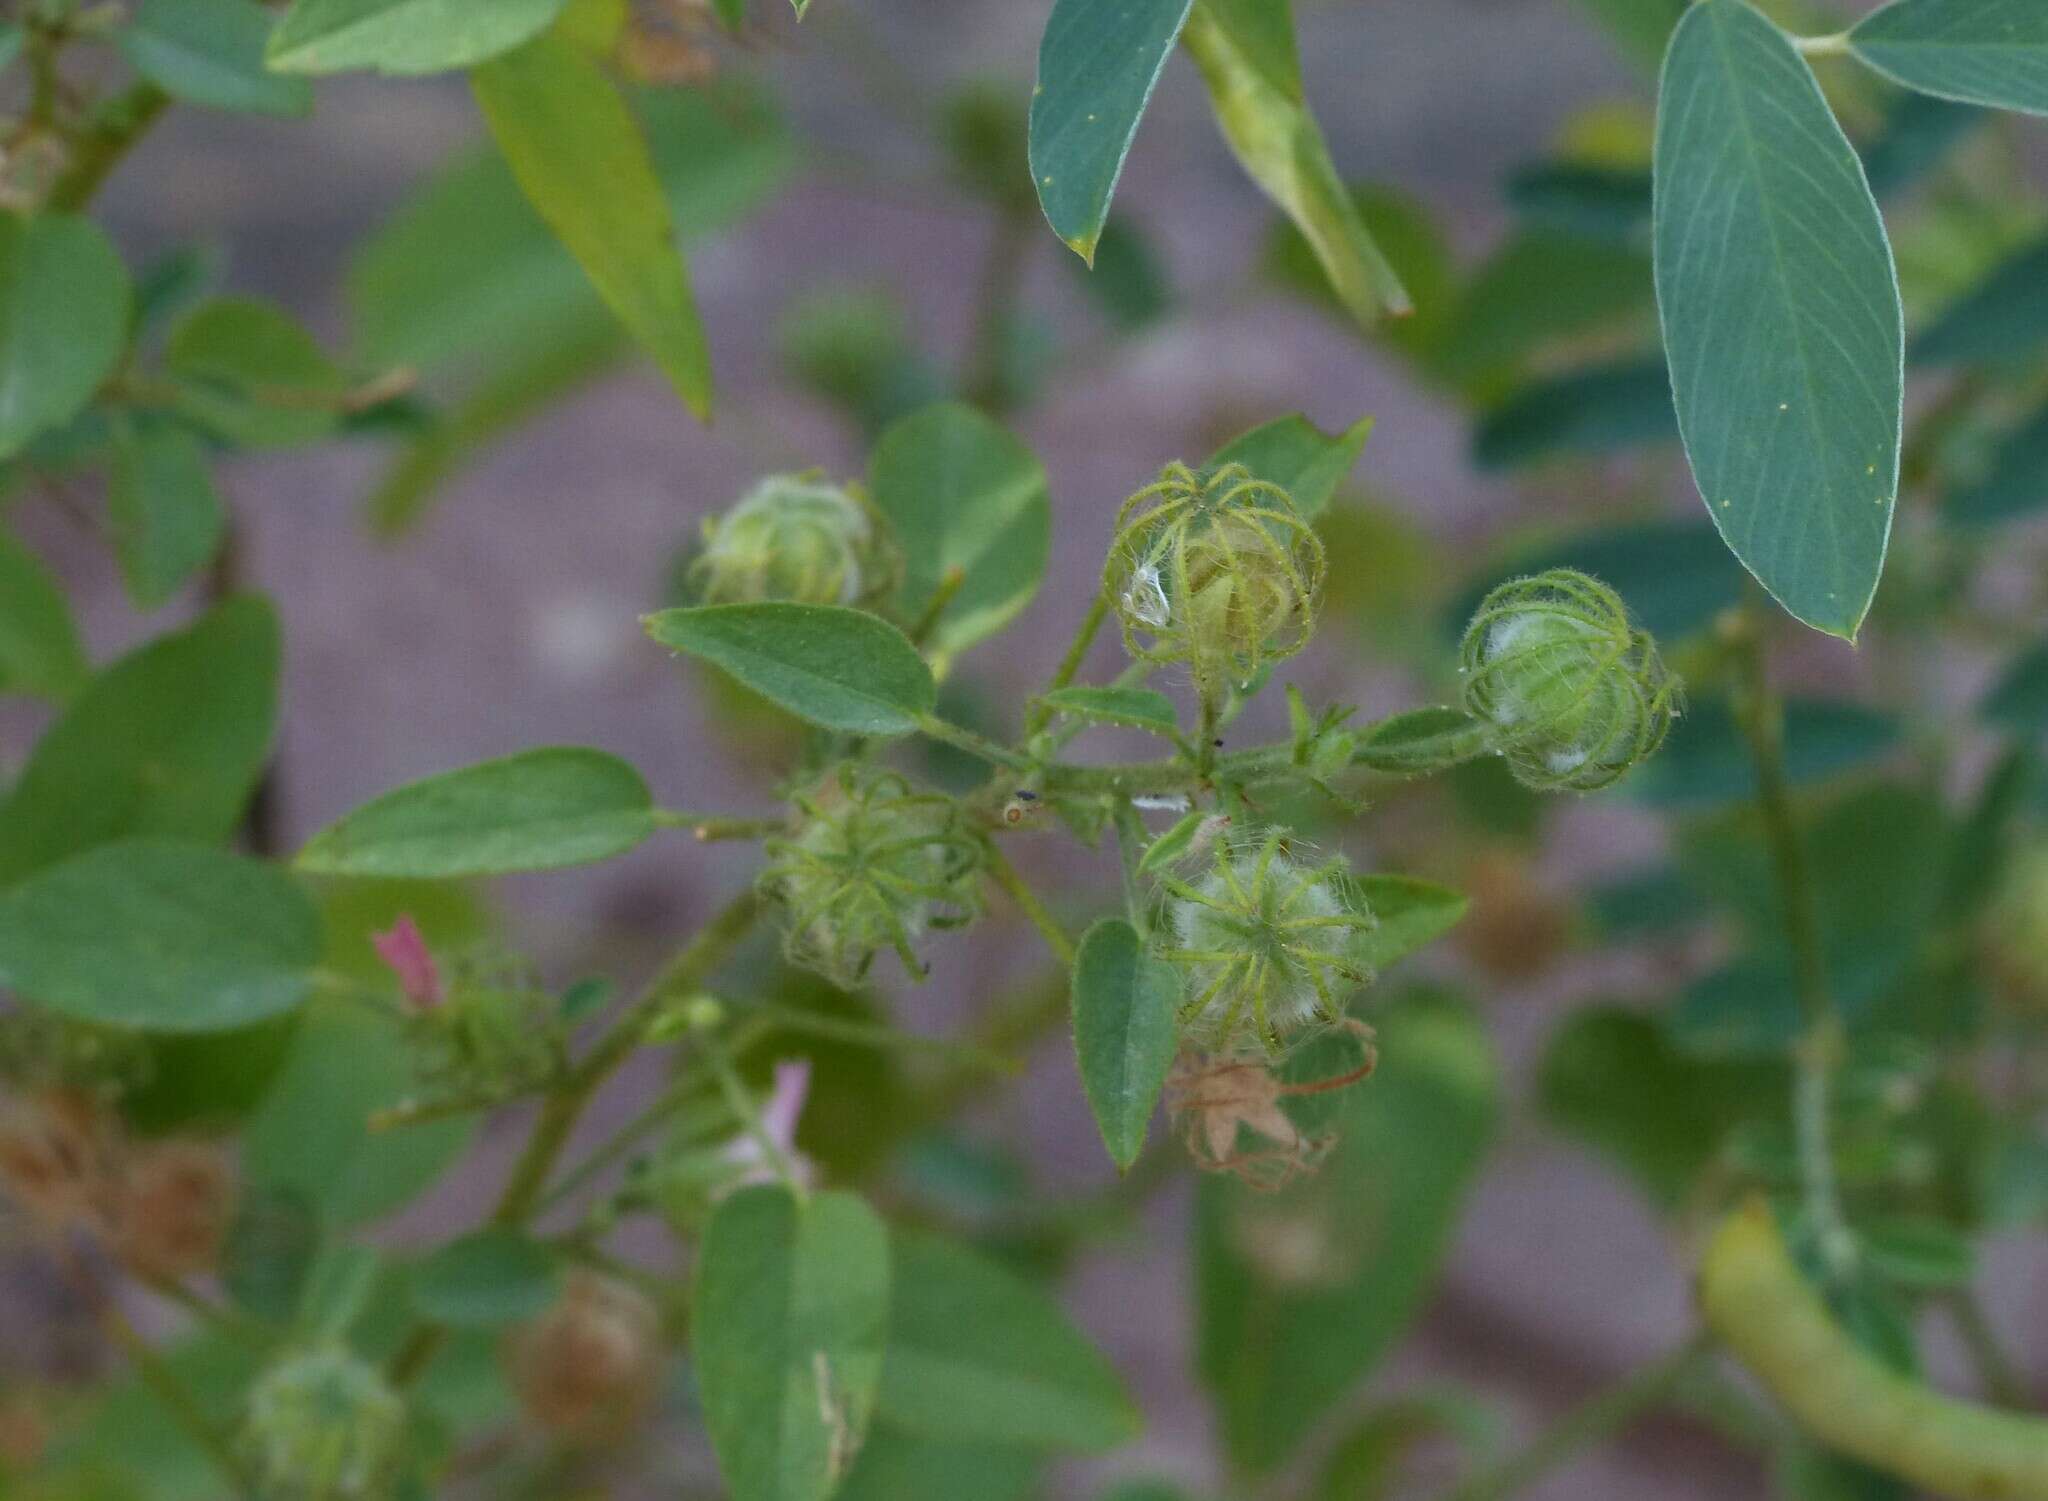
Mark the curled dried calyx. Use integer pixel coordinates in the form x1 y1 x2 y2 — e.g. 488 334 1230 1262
1156 828 1376 1056
1460 568 1679 793
689 473 900 607
1167 1019 1378 1190
243 1344 407 1501
509 1271 665 1446
1105 461 1324 706
759 764 983 985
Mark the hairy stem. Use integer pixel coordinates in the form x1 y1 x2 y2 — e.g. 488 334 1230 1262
1728 604 1852 1277
915 711 1032 770
1027 589 1114 736
1792 31 1852 58
984 843 1076 966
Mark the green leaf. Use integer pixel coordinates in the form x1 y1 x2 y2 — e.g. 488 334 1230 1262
107 415 226 609
1860 1217 1975 1289
1027 0 1194 263
1505 161 1652 245
1852 0 2048 116
220 1187 321 1321
1069 215 1172 328
1538 1007 1783 1208
1569 0 1687 70
644 603 935 735
1912 236 2048 366
242 999 474 1224
0 840 319 1031
1979 639 2048 737
1071 918 1181 1171
1204 413 1373 520
838 1426 1039 1501
411 1230 560 1327
1181 0 1408 325
1036 686 1180 737
878 1229 1139 1450
694 1186 891 1501
0 530 88 701
1949 401 2048 528
1472 358 1676 470
0 595 278 886
163 295 346 449
1654 0 1904 639
120 0 313 115
1313 1394 1501 1501
1435 232 1652 390
267 0 567 73
1350 707 1490 775
296 747 655 877
1198 992 1497 1472
868 403 1051 663
1353 875 1467 972
0 213 130 459
472 17 712 417
1625 698 1901 811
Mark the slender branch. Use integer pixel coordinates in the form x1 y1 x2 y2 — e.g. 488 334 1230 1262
914 712 1031 770
653 809 786 842
736 1001 1020 1073
1949 1289 2031 1409
1026 590 1114 737
908 565 967 648
1443 1334 1715 1501
47 82 170 211
983 844 1076 967
1727 604 1853 1278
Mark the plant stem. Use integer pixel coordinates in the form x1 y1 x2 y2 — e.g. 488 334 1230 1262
47 82 170 211
1793 31 1851 58
388 890 760 1386
984 843 1076 966
1026 590 1114 736
653 809 786 842
908 565 967 648
1444 1335 1715 1501
98 1288 257 1493
915 712 1031 770
1728 604 1853 1278
737 1001 1019 1073
1950 1289 2031 1408
962 199 1036 411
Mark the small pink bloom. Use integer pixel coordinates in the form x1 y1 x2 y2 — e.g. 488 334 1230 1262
724 1058 814 1191
372 916 443 1011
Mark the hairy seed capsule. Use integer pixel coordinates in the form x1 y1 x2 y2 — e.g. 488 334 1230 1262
1157 831 1375 1055
115 1137 235 1283
1459 568 1679 792
759 765 983 985
243 1346 405 1501
508 1272 663 1445
1104 462 1324 706
690 474 898 607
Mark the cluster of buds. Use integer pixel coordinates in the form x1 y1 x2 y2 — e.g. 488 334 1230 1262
758 766 983 985
242 1345 406 1501
0 1088 233 1283
1156 829 1377 1056
1459 569 1679 792
1105 462 1324 706
1167 1020 1378 1190
507 1272 664 1446
373 918 565 1101
645 1058 815 1232
689 474 899 609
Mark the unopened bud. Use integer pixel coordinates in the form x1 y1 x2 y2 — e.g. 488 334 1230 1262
243 1345 405 1501
508 1272 663 1445
690 475 898 608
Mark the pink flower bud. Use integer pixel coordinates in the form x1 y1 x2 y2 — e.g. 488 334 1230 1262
371 915 443 1011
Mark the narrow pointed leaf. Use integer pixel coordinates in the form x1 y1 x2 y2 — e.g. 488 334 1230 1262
108 415 227 608
1071 918 1181 1170
1852 0 2048 116
645 604 935 735
121 0 313 114
266 0 568 74
296 747 656 877
695 1186 891 1501
0 532 88 702
472 18 712 416
1654 0 1903 638
1028 0 1195 263
0 214 129 459
1203 413 1373 519
1182 0 1408 324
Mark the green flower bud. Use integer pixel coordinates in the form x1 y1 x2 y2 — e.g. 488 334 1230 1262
243 1346 405 1501
690 474 898 607
759 765 982 985
1157 830 1376 1055
1459 569 1679 793
1105 462 1324 704
404 949 564 1101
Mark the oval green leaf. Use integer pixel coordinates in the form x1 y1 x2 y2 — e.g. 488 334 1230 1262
108 414 227 609
0 214 130 459
120 0 313 116
411 1229 560 1327
1027 0 1195 263
0 530 88 702
1352 874 1467 972
0 840 320 1031
266 0 567 74
1852 0 2048 116
868 403 1050 663
1203 412 1374 520
694 1185 891 1501
1654 0 1904 639
644 603 935 735
1037 686 1180 737
471 17 712 417
296 746 655 877
0 595 279 886
1071 918 1181 1171
878 1228 1140 1450
163 296 346 449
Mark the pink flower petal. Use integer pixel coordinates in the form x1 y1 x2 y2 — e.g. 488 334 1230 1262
372 915 443 1011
